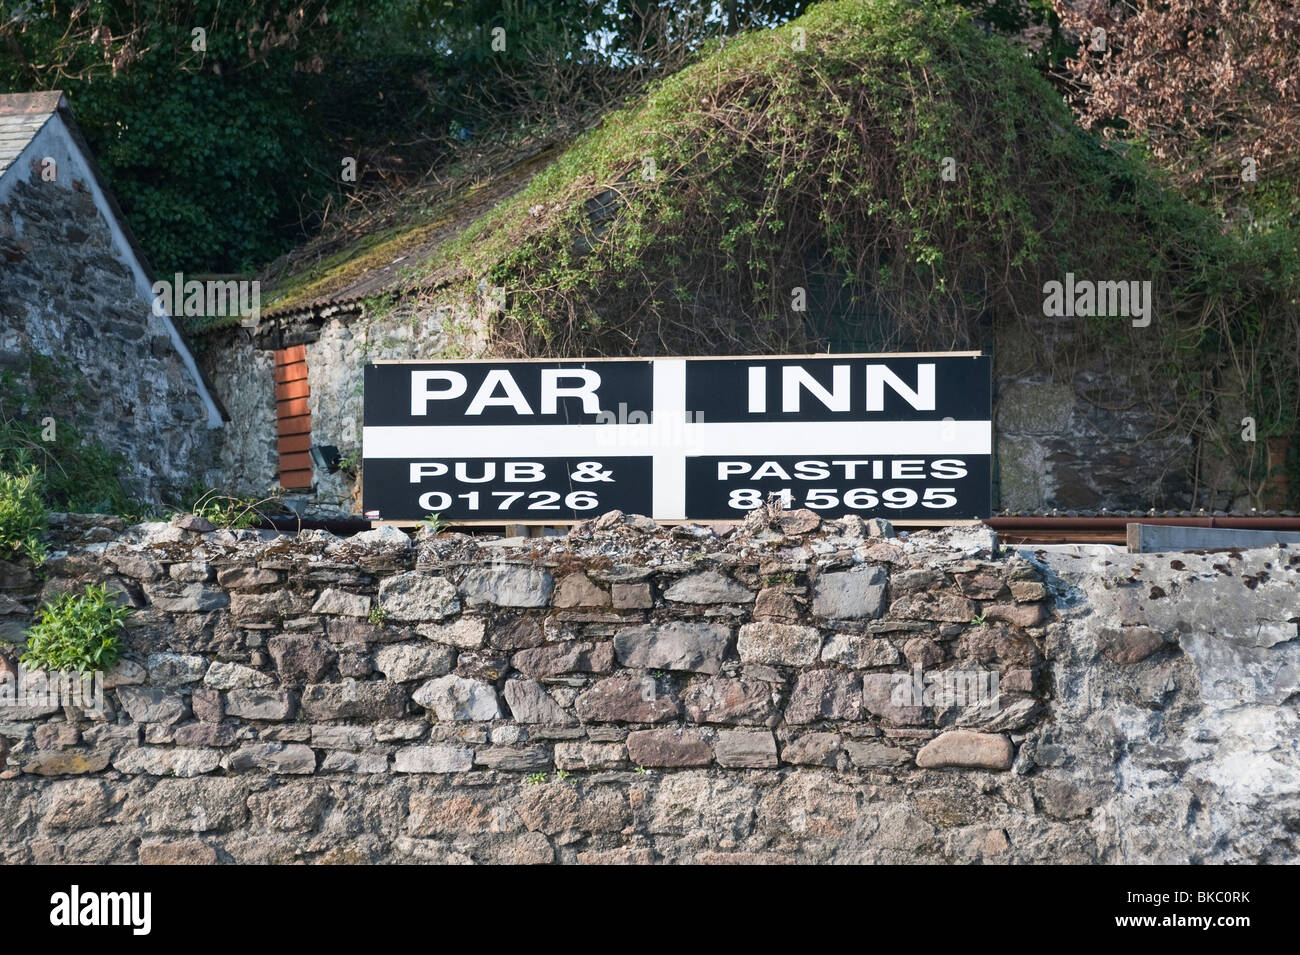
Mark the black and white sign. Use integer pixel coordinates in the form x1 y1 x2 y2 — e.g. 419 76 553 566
362 353 991 522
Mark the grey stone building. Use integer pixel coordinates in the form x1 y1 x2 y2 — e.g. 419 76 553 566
0 91 223 504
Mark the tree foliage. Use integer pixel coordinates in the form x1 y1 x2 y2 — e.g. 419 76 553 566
1051 0 1300 230
1 0 402 272
1 0 815 274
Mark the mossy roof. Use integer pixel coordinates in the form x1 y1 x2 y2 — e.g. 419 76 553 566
254 140 567 319
251 0 1255 352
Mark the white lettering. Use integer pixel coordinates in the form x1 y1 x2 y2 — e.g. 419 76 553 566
409 463 448 481
465 370 533 415
782 365 850 412
454 462 496 483
793 460 830 480
540 369 601 414
866 363 935 411
411 371 467 415
50 892 70 927
504 462 545 482
831 459 874 479
751 461 791 480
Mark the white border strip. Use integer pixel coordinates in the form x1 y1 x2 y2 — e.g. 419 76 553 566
651 359 687 519
364 420 991 458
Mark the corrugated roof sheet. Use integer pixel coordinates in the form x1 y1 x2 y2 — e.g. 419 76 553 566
0 91 66 178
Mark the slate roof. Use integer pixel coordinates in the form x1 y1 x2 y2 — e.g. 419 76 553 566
0 90 66 178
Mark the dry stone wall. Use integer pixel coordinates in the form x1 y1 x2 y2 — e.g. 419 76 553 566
0 510 1295 864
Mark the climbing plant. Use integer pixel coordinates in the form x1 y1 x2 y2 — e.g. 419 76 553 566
404 0 1298 508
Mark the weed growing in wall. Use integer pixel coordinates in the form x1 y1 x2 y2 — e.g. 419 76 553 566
181 487 287 530
0 467 48 563
21 584 130 674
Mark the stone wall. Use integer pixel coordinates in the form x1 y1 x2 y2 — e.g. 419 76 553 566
200 297 485 508
992 330 1201 512
200 343 278 502
0 112 220 504
0 510 1295 864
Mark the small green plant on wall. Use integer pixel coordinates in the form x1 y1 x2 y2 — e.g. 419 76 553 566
183 487 285 530
22 584 131 673
421 512 450 535
0 356 137 517
336 451 361 476
0 466 49 563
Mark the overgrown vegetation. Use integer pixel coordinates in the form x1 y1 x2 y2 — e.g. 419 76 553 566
1052 0 1300 231
21 583 130 674
0 468 48 563
0 0 406 273
398 0 1298 508
0 355 137 518
1 0 811 274
181 487 287 530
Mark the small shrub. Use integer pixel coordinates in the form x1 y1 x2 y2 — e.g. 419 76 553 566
22 583 131 674
0 467 49 562
368 606 388 627
421 512 450 535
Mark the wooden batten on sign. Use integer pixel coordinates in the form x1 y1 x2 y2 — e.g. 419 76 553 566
275 345 313 489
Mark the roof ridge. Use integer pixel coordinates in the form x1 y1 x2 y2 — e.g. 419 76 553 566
0 90 67 116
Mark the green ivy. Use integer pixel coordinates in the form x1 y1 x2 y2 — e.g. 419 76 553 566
0 0 404 274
